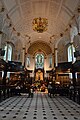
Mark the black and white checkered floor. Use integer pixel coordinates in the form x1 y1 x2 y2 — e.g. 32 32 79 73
0 93 80 120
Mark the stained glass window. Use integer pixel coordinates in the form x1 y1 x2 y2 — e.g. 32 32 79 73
35 54 44 69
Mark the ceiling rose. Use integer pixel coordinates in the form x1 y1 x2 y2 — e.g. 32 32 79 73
32 17 48 33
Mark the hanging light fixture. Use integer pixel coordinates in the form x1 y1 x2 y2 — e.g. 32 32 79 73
32 17 48 33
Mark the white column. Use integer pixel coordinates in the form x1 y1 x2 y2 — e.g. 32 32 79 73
77 8 80 34
32 56 35 78
33 56 35 70
0 32 2 59
55 48 58 67
0 32 2 48
44 57 47 78
70 42 74 63
22 47 25 66
52 53 54 68
78 16 80 34
33 56 35 71
70 26 75 63
44 57 46 71
24 52 27 68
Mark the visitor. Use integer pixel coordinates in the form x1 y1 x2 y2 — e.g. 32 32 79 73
48 82 53 97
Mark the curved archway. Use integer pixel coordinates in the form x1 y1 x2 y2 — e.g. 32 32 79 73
27 41 52 55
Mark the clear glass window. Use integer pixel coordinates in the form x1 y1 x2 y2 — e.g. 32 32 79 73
3 44 12 61
68 45 76 62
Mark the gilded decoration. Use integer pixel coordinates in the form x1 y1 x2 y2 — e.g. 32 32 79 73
32 17 48 33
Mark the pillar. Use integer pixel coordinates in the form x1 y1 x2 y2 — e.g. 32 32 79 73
22 47 25 66
52 52 55 69
0 31 2 48
77 7 80 34
44 57 46 74
24 52 27 68
71 66 76 102
33 56 35 71
70 28 76 101
0 32 3 59
70 42 74 63
55 48 58 67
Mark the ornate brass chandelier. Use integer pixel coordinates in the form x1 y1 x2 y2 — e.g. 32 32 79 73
32 17 48 33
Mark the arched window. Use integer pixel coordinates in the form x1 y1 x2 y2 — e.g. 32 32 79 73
68 45 76 62
3 44 12 78
35 54 44 69
8 45 12 61
3 44 12 61
3 45 7 61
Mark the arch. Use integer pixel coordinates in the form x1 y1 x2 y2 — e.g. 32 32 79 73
55 37 63 48
27 41 52 55
33 48 47 58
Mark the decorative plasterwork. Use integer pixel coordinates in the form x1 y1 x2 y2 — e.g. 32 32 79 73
1 0 80 46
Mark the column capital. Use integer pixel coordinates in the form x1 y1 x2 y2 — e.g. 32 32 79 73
70 42 73 45
44 57 47 59
55 48 58 50
6 41 10 44
78 7 80 13
52 53 54 55
25 52 27 55
0 31 3 34
22 47 25 50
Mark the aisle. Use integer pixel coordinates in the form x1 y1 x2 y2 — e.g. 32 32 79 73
0 93 80 120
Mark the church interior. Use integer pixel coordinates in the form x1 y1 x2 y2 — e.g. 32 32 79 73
0 0 80 120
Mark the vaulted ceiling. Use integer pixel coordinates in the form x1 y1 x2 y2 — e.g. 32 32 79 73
1 0 80 54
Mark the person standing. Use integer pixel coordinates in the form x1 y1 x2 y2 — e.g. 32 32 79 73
48 82 52 97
